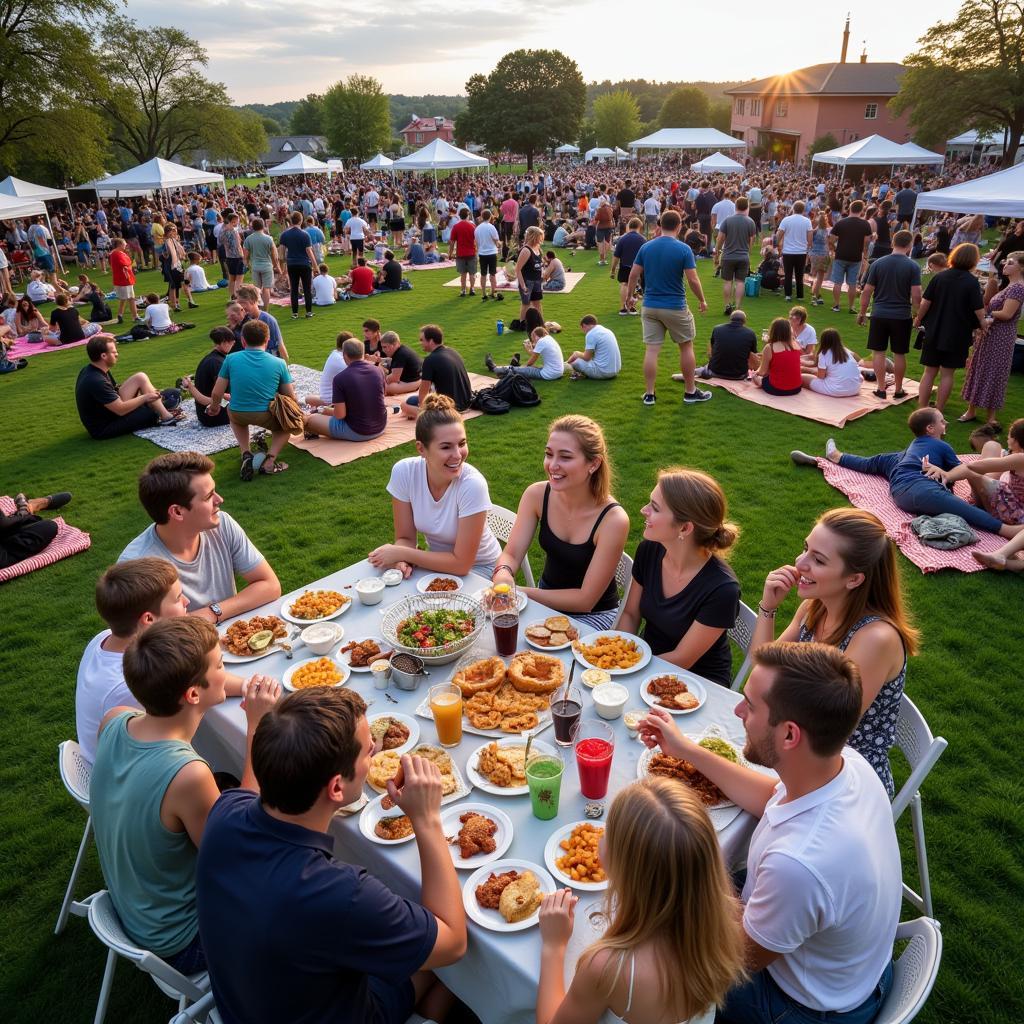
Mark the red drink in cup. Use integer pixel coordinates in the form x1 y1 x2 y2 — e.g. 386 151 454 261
489 582 519 656
574 721 614 799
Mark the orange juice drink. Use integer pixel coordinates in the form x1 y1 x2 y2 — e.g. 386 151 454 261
429 683 463 747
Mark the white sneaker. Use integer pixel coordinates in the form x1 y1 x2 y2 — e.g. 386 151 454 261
825 438 838 461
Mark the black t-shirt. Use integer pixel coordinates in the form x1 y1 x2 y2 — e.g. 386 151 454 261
75 364 120 436
390 343 422 383
518 204 540 232
617 189 635 210
84 290 110 322
381 259 402 290
421 345 472 411
194 348 230 427
49 306 84 343
708 322 758 379
631 541 740 687
695 190 716 216
831 216 874 263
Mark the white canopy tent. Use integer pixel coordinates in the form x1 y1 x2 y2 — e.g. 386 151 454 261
585 147 616 162
360 153 394 170
896 142 944 167
77 173 152 199
88 158 226 194
267 151 331 178
629 128 746 152
913 162 1024 222
811 134 942 180
0 192 65 273
0 175 74 232
554 144 579 155
691 151 745 174
393 139 489 182
614 147 630 161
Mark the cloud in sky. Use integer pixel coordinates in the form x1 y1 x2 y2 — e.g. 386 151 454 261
127 0 964 102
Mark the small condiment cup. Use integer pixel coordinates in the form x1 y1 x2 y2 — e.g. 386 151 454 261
623 708 646 739
370 658 392 690
592 682 629 721
301 622 343 655
355 577 386 606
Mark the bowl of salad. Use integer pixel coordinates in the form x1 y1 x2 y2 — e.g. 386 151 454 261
381 593 485 665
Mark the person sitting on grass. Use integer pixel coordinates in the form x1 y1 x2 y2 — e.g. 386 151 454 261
209 319 296 479
311 263 338 306
75 336 183 439
120 450 282 621
195 687 466 1024
756 246 781 292
401 324 473 418
305 331 356 408
14 296 59 344
486 325 565 381
375 250 404 291
693 309 759 381
181 327 235 428
788 306 817 352
537 777 745 1024
567 314 622 381
640 642 901 1024
0 490 71 570
90 616 280 975
752 317 802 396
800 328 862 398
74 275 112 323
49 291 105 345
346 257 375 298
380 329 423 396
235 285 289 361
541 250 566 291
302 337 388 443
142 292 176 335
185 251 214 296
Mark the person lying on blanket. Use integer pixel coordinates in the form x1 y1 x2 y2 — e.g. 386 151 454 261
791 407 1024 540
0 490 72 570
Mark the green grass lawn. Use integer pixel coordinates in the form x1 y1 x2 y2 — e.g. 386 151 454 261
1 243 1022 1022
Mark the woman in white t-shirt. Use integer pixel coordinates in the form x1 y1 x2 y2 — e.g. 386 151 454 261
142 292 173 334
802 328 862 397
488 326 565 381
788 306 817 352
369 393 501 577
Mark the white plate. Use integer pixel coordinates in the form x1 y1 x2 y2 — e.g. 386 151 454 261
280 591 353 625
367 712 420 756
282 655 351 692
465 738 557 796
544 820 609 892
471 587 528 613
339 638 394 673
639 671 707 715
365 745 472 805
219 619 295 664
636 734 752 811
441 802 514 868
359 794 417 845
462 858 557 932
572 631 652 676
416 575 464 595
523 619 575 651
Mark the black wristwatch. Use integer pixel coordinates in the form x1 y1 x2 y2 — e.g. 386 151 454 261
210 603 223 624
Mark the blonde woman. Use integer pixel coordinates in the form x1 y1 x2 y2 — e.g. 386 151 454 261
515 225 545 325
491 415 629 629
617 469 740 688
537 777 746 1024
950 212 984 249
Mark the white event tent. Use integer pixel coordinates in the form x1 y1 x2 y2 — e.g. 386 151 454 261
393 139 489 181
0 192 65 272
897 142 944 167
0 175 74 229
691 151 745 174
267 151 330 177
913 162 1024 220
629 128 746 153
360 153 394 170
77 172 151 199
585 147 616 162
811 135 942 179
554 144 579 155
88 157 226 195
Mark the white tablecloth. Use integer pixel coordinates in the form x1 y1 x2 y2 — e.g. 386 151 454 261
198 561 758 1024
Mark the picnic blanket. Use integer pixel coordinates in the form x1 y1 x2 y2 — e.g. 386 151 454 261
0 496 92 584
443 270 586 294
370 259 458 271
817 453 1005 573
8 335 91 359
704 375 920 428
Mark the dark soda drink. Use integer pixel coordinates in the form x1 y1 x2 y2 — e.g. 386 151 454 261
551 698 582 745
492 612 519 656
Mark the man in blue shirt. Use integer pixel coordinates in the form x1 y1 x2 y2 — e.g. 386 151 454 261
627 209 710 407
610 217 645 315
277 211 316 319
196 687 467 1024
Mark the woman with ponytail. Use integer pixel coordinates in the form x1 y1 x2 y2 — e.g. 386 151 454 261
617 469 741 688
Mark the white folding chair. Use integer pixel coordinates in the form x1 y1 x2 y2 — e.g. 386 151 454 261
875 917 943 1024
487 504 534 586
168 994 434 1024
612 550 633 627
891 695 948 919
56 739 93 934
728 600 758 691
85 890 210 1024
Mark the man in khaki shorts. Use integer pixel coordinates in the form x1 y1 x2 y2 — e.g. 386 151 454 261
626 210 710 406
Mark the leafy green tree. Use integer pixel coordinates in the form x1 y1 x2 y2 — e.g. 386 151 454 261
460 50 585 168
892 0 1024 165
659 86 711 128
322 75 391 162
289 93 325 135
593 90 641 150
709 99 732 133
260 116 283 135
806 133 839 162
577 117 598 154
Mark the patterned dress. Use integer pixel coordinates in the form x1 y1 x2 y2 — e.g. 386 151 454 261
798 615 905 797
962 281 1024 411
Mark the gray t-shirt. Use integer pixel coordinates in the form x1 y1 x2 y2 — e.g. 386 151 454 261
865 253 921 319
243 231 276 269
118 511 264 609
584 325 622 375
719 214 757 261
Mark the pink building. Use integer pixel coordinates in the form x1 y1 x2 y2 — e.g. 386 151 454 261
400 116 455 147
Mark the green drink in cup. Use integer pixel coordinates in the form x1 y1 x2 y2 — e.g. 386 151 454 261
526 752 563 821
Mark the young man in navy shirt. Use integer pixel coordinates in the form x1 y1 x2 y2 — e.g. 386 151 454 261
196 687 467 1023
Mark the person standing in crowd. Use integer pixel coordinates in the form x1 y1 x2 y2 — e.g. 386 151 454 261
829 200 874 313
220 213 245 299
450 207 478 297
109 238 141 324
474 209 502 301
278 212 316 319
610 217 644 315
776 200 813 302
243 218 281 311
716 196 757 316
499 190 519 260
514 225 545 326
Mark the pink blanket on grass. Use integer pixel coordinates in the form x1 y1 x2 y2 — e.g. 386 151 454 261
817 453 1005 573
0 496 92 584
7 335 90 359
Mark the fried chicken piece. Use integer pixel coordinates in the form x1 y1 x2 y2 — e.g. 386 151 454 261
647 753 726 806
374 815 413 840
340 639 383 668
499 871 542 923
477 742 514 787
475 869 520 909
501 712 539 733
646 674 690 708
453 812 498 859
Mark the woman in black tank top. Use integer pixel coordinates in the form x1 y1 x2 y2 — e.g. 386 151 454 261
491 416 629 629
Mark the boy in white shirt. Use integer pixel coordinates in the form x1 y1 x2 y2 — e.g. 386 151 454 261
143 291 173 333
311 263 338 306
185 253 213 293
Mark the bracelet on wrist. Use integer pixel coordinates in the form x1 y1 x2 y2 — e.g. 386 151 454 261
757 602 777 618
491 564 514 580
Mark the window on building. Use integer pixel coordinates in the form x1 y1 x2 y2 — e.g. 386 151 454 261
281 141 294 152
776 101 788 117
735 98 745 115
416 133 423 142
864 103 878 119
751 99 762 116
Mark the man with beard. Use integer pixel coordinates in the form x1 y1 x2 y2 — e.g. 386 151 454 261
638 642 900 1024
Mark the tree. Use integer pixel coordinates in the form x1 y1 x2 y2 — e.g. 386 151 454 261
593 90 641 150
289 93 325 135
322 75 391 162
659 86 711 128
459 50 585 168
806 133 839 163
892 0 1024 166
93 16 265 165
260 116 283 135
709 99 732 133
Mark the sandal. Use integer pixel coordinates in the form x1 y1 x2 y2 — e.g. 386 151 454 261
260 458 289 475
240 451 255 482
957 413 977 423
892 390 908 399
872 389 888 399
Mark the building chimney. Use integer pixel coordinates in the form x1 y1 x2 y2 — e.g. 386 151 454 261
841 14 850 63
860 44 868 63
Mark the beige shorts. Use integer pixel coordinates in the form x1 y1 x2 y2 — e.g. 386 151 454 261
230 408 277 430
251 266 275 288
114 284 135 300
641 305 696 346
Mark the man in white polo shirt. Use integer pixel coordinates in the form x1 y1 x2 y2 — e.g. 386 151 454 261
640 641 899 1024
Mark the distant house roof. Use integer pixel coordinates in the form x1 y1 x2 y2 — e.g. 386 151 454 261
401 117 455 135
261 136 328 166
726 62 905 97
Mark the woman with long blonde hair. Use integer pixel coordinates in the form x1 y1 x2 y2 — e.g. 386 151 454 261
515 224 546 325
753 507 919 795
491 415 629 629
537 777 746 1024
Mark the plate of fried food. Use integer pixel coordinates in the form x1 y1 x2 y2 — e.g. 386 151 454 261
416 575 463 595
544 821 608 892
368 712 419 755
441 802 514 868
359 794 417 845
219 615 292 663
466 738 557 795
640 672 707 715
365 743 470 806
463 859 556 932
572 631 651 676
282 656 351 691
339 638 393 673
524 615 579 651
281 589 352 625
